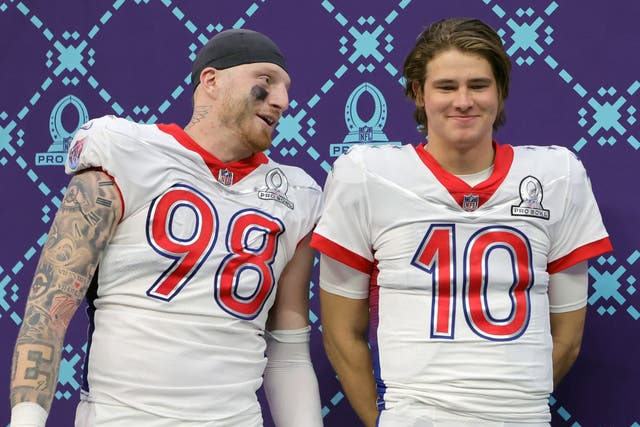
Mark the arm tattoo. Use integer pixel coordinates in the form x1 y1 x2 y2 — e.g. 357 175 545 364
11 342 55 408
10 171 121 411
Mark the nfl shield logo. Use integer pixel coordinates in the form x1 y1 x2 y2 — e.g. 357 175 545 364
359 126 373 142
462 194 479 212
218 169 234 186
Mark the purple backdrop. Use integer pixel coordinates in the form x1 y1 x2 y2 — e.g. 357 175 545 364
1 1 638 425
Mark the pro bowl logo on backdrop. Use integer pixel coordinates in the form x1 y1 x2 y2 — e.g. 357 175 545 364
329 82 401 157
36 95 89 166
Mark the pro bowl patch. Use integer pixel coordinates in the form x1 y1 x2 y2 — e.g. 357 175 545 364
67 138 85 170
511 175 550 220
257 168 294 209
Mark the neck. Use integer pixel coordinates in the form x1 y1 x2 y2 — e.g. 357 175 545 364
184 108 253 163
424 139 495 175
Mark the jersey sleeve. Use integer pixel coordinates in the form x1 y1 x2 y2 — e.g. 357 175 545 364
64 115 172 219
319 254 370 299
298 172 323 241
274 164 323 248
547 150 613 273
65 116 116 175
311 148 374 276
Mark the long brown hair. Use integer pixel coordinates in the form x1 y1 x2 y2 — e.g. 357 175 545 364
403 18 512 133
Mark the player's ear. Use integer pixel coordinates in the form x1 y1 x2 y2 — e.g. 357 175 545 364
199 67 219 94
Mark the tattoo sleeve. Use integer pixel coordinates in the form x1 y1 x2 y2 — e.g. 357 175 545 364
10 170 121 412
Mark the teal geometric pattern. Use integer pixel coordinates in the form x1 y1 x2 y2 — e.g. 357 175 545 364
271 0 413 173
485 0 640 153
589 251 640 320
550 396 640 427
550 395 582 427
54 343 85 401
1 0 638 426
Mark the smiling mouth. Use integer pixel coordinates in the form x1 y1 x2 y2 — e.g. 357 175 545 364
258 114 276 126
449 115 481 123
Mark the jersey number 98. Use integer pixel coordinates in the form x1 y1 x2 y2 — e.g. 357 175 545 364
146 184 284 320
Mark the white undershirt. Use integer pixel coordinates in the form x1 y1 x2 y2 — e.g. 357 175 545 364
455 165 494 186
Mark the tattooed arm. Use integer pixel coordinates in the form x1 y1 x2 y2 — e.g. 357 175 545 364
10 169 121 420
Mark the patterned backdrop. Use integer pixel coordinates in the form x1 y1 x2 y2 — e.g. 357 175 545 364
1 0 638 426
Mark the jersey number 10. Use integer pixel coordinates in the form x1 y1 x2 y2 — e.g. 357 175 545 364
411 224 534 341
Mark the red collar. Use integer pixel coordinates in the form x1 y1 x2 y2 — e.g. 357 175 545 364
413 141 514 210
157 124 268 185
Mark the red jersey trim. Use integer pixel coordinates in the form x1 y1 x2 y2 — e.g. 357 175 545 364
547 237 613 274
368 260 381 341
310 233 373 275
413 142 514 209
156 123 268 183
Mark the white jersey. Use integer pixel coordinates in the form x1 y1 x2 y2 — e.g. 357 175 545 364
311 143 611 422
65 115 322 425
